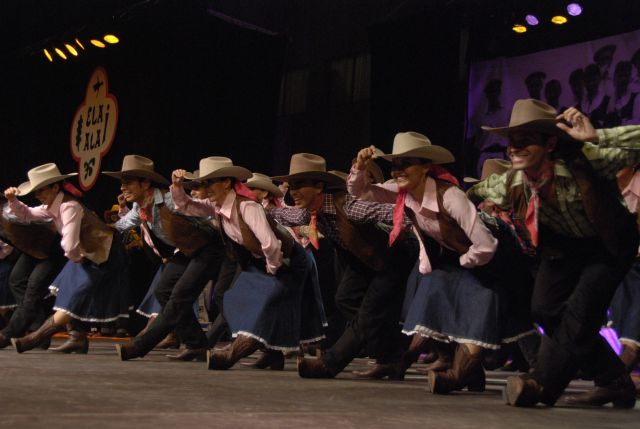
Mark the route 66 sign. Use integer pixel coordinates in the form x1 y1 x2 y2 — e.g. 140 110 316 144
70 67 118 191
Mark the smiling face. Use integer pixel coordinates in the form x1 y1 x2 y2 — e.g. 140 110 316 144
120 176 152 205
34 183 61 206
507 131 556 174
204 177 232 206
390 157 431 192
288 179 324 209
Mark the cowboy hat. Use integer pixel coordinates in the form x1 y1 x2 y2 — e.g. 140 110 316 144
17 163 78 195
245 173 283 198
463 158 512 183
182 170 203 190
103 154 169 185
185 157 252 182
271 153 345 187
377 132 455 164
482 98 569 139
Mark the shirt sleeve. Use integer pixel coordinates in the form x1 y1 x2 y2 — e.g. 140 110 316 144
7 199 52 222
268 207 311 227
466 172 510 209
241 201 283 274
170 185 217 217
343 197 397 225
114 204 141 232
584 125 640 179
59 200 84 262
118 206 130 218
442 186 497 268
347 165 398 203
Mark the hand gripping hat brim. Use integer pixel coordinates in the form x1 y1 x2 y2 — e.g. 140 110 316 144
377 132 455 164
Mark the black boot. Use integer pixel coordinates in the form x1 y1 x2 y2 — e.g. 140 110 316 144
11 316 64 354
49 323 89 354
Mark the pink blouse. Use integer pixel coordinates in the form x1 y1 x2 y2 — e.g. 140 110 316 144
8 192 84 262
347 166 497 274
171 185 283 274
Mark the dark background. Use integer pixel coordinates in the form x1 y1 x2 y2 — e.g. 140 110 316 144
2 0 640 210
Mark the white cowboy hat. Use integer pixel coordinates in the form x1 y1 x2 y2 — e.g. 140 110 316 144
463 159 512 183
245 173 283 198
378 132 454 164
17 163 78 195
103 154 170 185
185 157 252 182
271 153 345 187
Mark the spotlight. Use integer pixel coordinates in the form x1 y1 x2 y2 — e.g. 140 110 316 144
103 34 119 44
54 47 68 60
525 15 539 26
90 39 106 48
75 38 85 50
567 3 583 16
43 48 53 62
512 24 527 33
551 15 568 24
65 44 78 56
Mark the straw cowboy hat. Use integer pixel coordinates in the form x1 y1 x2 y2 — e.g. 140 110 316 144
271 153 345 187
482 98 568 139
377 132 455 164
463 159 512 183
103 154 169 185
17 163 77 195
245 173 283 198
185 157 252 182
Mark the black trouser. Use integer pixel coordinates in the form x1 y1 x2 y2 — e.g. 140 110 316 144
1 248 66 338
133 242 224 354
530 230 637 404
322 241 416 371
205 255 240 347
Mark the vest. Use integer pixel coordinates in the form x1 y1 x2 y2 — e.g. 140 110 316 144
62 195 114 265
158 205 219 258
328 191 390 271
220 196 295 267
507 151 638 259
1 210 58 260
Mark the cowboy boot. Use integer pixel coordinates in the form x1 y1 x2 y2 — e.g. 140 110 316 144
136 315 156 337
352 359 405 380
504 373 546 407
49 323 89 354
240 349 285 370
11 316 64 354
0 332 11 349
166 347 208 362
395 334 430 375
207 335 260 370
428 344 486 394
417 341 453 373
115 341 145 361
562 374 636 408
155 331 180 349
619 343 640 372
297 356 337 378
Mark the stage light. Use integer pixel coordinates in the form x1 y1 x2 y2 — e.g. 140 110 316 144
512 24 527 33
54 47 67 60
551 15 568 24
65 44 78 56
103 34 119 44
525 15 539 26
567 3 583 16
43 48 53 62
75 38 85 50
90 39 106 48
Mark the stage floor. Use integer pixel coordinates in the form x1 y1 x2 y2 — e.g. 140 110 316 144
1 340 637 428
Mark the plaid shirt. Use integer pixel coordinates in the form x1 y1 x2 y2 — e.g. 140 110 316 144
269 192 396 251
468 125 640 238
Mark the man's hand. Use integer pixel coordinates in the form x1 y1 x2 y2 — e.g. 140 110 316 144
3 187 19 202
355 145 379 170
556 107 598 142
117 193 127 209
172 169 187 186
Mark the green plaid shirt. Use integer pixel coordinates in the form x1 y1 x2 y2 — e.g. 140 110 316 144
467 125 640 238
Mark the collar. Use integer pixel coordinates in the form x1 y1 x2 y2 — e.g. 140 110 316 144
420 177 439 212
152 187 165 205
509 160 570 188
47 191 65 216
218 190 237 220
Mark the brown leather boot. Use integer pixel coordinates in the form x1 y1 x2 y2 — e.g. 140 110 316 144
207 335 260 370
297 356 337 378
136 315 156 337
562 374 636 408
49 324 89 354
396 334 430 376
620 343 640 372
115 341 144 361
240 349 285 370
166 347 208 362
428 344 485 394
504 374 546 407
352 360 405 380
11 316 64 354
155 331 180 349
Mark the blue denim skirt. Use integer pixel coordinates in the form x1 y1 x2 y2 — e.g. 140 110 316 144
609 259 640 346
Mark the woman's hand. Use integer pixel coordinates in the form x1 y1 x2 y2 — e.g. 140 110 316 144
3 187 19 202
355 145 379 170
172 169 187 186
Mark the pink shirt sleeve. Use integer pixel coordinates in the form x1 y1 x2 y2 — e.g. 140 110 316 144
59 200 84 262
347 165 397 204
239 201 283 274
171 185 217 217
7 199 51 222
441 186 497 268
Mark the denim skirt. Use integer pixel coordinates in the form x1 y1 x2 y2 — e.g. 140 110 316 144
609 259 640 346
